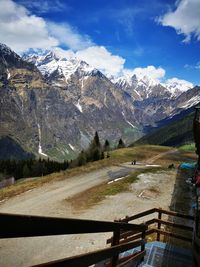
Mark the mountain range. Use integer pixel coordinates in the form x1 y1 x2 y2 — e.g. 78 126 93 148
0 43 199 160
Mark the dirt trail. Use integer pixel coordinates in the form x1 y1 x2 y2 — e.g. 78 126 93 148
146 148 178 164
0 149 178 267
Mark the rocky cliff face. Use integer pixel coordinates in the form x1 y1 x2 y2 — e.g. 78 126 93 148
0 45 142 160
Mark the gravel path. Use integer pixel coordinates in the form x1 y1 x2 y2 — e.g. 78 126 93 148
0 150 178 267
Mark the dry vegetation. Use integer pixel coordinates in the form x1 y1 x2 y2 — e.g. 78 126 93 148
66 167 164 213
0 145 196 202
66 147 197 213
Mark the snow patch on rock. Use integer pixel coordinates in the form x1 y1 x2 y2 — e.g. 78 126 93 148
75 100 83 113
6 69 10 80
37 123 48 157
69 144 75 151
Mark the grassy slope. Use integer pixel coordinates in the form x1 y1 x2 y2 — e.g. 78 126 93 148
133 112 194 147
0 145 172 200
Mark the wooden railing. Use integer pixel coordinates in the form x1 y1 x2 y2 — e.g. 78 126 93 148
107 208 194 246
0 213 147 267
192 106 200 266
193 187 200 267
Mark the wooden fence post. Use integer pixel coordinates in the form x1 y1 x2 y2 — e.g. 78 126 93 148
111 229 120 267
157 208 162 241
141 223 146 262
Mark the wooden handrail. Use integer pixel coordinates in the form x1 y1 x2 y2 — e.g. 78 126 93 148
0 213 147 267
119 208 194 223
0 213 146 238
107 229 155 244
120 208 156 222
154 208 194 220
31 239 145 267
107 209 194 246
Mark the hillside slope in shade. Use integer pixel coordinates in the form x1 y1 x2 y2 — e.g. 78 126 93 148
133 112 195 147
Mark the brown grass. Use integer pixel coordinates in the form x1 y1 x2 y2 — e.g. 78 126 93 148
66 167 165 213
0 145 196 201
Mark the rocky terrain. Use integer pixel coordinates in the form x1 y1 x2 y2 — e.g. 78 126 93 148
0 43 199 160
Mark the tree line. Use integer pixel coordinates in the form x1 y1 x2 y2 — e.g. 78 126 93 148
0 132 126 180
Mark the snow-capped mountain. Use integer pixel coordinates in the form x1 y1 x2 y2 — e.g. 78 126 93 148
163 78 193 97
114 72 193 100
1 43 199 160
1 44 142 160
24 49 194 102
114 73 170 100
23 50 100 86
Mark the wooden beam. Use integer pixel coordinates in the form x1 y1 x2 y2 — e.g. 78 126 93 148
155 218 193 231
106 229 155 245
31 240 145 267
120 208 156 222
0 213 146 238
154 208 194 220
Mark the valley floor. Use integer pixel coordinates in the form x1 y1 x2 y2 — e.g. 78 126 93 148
0 149 195 267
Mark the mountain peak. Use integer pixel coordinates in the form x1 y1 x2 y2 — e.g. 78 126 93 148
163 78 193 96
24 49 99 83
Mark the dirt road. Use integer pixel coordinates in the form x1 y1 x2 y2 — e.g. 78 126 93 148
0 149 178 267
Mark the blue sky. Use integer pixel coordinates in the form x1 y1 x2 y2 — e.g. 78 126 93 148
1 0 200 85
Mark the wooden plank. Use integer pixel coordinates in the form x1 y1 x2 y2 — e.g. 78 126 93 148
154 208 194 220
107 224 151 244
111 229 120 267
157 210 162 241
155 229 192 242
154 218 193 231
0 213 147 238
107 228 155 245
117 229 155 245
31 239 145 267
120 208 156 222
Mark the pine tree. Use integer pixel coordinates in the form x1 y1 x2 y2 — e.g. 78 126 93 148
94 131 101 147
77 150 87 166
104 139 110 151
86 131 102 162
117 138 125 149
22 164 30 178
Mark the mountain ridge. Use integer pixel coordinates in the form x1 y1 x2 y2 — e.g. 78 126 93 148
0 43 199 160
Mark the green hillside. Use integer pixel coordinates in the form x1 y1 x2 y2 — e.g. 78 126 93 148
133 112 194 147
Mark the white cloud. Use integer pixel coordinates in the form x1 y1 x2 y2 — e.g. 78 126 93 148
159 0 200 43
0 0 58 52
0 0 93 52
76 46 125 77
124 65 165 82
48 22 93 51
53 47 75 60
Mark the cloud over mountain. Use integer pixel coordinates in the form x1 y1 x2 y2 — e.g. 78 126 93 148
0 0 58 52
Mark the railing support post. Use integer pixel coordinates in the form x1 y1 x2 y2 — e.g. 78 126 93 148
111 229 120 267
141 223 146 262
157 208 162 241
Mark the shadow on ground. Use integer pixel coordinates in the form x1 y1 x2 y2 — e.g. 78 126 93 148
160 161 196 266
